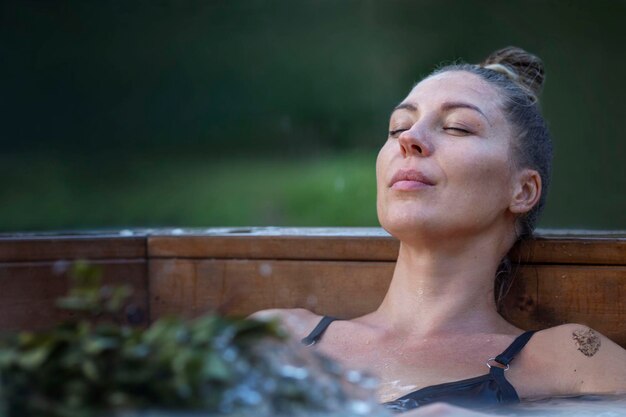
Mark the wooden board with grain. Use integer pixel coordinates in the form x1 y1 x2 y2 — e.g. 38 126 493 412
0 235 146 262
149 259 393 319
148 234 399 261
148 229 626 265
511 237 626 265
502 265 625 346
0 228 624 347
149 258 625 347
0 260 149 330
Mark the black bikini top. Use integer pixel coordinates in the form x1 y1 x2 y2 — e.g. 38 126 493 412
301 316 536 413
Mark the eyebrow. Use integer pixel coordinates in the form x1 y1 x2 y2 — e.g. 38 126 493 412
391 101 491 125
392 102 418 113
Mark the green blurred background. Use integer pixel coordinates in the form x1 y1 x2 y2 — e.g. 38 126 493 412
1 0 624 231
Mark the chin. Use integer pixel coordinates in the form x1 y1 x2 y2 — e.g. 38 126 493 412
378 206 488 244
378 210 438 241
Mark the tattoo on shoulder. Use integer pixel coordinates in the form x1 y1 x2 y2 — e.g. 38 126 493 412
572 328 601 357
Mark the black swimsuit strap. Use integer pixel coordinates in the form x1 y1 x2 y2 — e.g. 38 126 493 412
301 315 338 346
495 330 536 366
486 330 536 403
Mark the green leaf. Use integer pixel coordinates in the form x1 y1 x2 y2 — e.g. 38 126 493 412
17 345 51 370
0 265 294 416
204 352 231 381
83 336 118 355
0 348 17 368
82 360 99 381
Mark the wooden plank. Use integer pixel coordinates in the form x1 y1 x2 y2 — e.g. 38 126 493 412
0 235 146 262
1 229 622 265
501 265 626 347
150 259 625 348
148 234 399 262
511 237 626 266
0 260 149 331
149 259 394 319
148 229 626 265
1 229 624 346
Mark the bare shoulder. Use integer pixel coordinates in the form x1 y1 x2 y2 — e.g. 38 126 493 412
531 323 626 394
534 323 624 358
248 308 323 340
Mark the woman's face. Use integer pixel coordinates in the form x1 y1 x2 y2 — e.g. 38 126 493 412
376 70 518 241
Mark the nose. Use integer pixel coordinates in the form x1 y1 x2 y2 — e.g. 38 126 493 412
397 125 433 157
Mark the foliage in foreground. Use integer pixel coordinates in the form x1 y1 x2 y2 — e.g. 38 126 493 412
0 262 381 417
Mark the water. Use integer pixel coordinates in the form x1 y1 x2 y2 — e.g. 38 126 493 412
112 335 626 417
42 307 618 417
114 335 391 417
383 394 626 416
116 395 626 417
502 395 626 417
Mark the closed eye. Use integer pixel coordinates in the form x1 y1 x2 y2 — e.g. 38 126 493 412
389 128 409 137
444 127 472 135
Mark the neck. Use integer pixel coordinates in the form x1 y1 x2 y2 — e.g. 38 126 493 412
375 231 515 337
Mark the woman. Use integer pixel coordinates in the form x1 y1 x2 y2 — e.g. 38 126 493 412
253 47 626 414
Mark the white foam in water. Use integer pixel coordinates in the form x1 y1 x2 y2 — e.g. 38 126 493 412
503 394 626 417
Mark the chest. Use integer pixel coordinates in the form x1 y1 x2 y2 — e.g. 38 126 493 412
316 334 509 402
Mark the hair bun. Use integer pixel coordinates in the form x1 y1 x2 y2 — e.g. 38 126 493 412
480 46 545 99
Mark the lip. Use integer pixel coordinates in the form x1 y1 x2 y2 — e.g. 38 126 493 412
389 169 435 191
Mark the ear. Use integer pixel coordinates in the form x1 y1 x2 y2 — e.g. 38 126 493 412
509 169 541 215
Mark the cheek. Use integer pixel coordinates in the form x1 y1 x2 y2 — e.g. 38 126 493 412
375 141 392 187
375 142 394 220
447 148 513 206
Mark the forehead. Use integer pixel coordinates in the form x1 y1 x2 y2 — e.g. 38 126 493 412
400 71 503 120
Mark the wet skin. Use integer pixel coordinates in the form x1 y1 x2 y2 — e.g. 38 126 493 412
252 71 626 405
377 70 523 247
